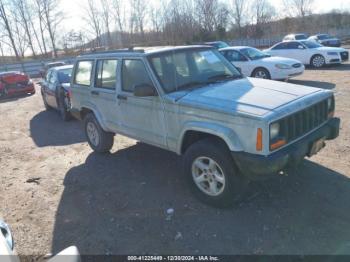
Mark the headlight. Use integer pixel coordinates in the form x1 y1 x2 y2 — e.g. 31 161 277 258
275 63 292 69
270 122 280 140
28 79 33 85
327 52 338 56
0 220 14 250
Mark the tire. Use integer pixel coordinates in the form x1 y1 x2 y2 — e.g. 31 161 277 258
58 89 72 122
311 55 325 68
84 113 114 153
252 68 271 79
184 138 248 208
42 92 51 110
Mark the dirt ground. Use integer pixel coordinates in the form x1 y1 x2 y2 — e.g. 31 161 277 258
1 62 350 257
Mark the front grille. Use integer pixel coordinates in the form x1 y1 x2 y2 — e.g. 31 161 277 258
292 63 302 68
341 51 349 61
270 98 334 150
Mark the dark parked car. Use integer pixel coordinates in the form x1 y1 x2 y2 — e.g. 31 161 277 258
40 61 66 78
204 41 230 49
308 34 341 47
41 65 73 121
0 71 35 98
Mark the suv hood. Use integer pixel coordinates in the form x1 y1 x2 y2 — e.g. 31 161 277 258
169 78 321 116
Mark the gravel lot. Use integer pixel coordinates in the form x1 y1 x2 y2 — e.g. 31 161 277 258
0 62 350 257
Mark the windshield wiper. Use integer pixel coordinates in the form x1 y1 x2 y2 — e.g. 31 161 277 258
176 81 205 91
207 74 242 82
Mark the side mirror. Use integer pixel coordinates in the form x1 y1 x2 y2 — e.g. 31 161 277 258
133 83 157 97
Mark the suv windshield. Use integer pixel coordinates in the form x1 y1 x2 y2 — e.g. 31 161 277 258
300 40 322 49
57 68 72 83
240 47 270 60
148 49 241 93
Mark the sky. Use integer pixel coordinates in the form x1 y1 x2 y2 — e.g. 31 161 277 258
60 0 350 34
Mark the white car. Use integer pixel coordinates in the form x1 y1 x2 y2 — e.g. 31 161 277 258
264 40 349 68
219 46 305 80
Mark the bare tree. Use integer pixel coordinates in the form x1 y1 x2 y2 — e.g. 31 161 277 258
231 0 249 37
41 0 63 58
0 0 19 59
251 0 275 36
12 0 37 57
130 0 147 38
84 0 103 47
100 0 112 47
283 0 315 18
34 0 48 56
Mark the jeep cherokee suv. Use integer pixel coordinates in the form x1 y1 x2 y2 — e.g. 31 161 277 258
70 46 340 207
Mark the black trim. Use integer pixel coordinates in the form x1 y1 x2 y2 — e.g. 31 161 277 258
233 117 340 180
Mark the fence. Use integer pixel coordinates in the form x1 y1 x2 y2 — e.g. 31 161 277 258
0 57 76 77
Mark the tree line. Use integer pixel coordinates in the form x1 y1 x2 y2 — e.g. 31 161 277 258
1 0 350 61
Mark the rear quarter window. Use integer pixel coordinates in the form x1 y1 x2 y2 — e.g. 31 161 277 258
74 60 93 86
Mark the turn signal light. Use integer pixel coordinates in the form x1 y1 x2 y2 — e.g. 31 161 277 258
256 128 263 151
270 139 286 151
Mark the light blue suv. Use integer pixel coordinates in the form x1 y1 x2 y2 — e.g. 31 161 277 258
70 46 340 207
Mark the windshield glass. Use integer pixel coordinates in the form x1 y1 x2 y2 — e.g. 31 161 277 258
318 34 331 40
300 41 322 48
148 49 241 94
57 68 72 83
295 34 307 40
240 47 270 60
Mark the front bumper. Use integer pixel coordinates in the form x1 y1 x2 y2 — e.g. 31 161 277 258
271 66 304 80
232 117 340 180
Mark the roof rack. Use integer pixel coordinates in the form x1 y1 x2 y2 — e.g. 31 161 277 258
80 47 144 56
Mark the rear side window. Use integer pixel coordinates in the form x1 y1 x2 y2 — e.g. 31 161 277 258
74 61 93 86
122 60 152 93
95 59 118 89
272 43 288 50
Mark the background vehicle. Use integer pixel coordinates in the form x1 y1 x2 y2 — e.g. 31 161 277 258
220 46 304 80
39 61 66 78
264 40 349 68
283 33 308 41
0 219 80 262
204 41 230 49
0 71 35 98
70 46 339 207
308 34 341 47
41 65 73 121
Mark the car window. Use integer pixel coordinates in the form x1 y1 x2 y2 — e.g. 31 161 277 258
122 59 152 93
295 34 307 40
57 68 72 84
224 50 246 62
286 42 301 49
95 59 118 89
272 43 288 50
74 60 93 86
45 70 52 82
49 71 57 84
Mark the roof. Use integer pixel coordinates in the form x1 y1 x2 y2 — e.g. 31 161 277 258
0 71 22 76
78 45 213 59
219 46 252 51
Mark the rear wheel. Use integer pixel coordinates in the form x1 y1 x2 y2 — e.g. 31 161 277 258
252 68 271 79
311 55 325 68
58 90 72 121
84 113 114 153
184 138 248 208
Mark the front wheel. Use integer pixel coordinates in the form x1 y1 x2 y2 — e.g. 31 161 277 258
252 68 271 79
184 138 247 208
84 113 114 153
42 92 51 110
311 55 325 68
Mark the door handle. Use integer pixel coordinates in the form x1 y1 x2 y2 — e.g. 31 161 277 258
117 94 127 100
91 90 99 96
